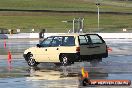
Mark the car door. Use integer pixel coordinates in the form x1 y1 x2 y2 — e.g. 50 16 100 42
47 36 63 62
79 34 106 55
89 34 106 54
35 37 53 62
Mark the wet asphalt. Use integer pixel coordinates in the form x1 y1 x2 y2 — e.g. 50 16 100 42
0 39 132 88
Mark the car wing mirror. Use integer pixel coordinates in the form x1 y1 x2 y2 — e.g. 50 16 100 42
36 44 41 47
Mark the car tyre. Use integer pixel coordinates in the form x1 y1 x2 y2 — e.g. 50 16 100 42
60 54 69 66
27 53 38 67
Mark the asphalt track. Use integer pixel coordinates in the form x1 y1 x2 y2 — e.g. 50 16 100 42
0 39 132 88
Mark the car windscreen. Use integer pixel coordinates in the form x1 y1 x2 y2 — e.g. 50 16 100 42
40 37 53 47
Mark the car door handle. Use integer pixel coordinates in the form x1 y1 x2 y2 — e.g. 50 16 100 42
56 48 59 50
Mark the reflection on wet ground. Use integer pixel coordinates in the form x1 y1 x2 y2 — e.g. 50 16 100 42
0 60 131 88
0 39 132 88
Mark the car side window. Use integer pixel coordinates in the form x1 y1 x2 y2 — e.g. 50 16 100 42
51 37 63 47
89 35 103 44
40 37 53 47
79 35 90 45
63 36 75 46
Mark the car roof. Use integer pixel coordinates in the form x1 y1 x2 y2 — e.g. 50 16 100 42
51 33 98 37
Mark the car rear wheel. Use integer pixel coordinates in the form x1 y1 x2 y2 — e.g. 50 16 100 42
60 54 69 66
27 53 39 67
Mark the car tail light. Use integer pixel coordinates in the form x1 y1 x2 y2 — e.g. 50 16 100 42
76 47 80 52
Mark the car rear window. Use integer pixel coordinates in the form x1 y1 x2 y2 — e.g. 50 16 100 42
89 35 103 44
79 34 104 45
79 35 90 45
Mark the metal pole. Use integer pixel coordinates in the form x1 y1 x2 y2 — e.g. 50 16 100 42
97 5 99 32
78 18 80 32
73 18 75 33
96 3 100 32
81 18 84 30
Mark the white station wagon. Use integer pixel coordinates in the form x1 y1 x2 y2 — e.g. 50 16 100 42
23 33 108 66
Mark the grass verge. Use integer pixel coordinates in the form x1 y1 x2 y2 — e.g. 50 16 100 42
0 11 131 33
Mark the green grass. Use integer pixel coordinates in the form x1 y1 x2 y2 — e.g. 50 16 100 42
0 0 131 33
0 0 98 10
0 0 131 13
0 12 131 33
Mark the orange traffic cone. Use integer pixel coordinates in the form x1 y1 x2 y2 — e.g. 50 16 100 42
8 50 12 63
81 67 89 78
4 40 6 48
81 67 91 86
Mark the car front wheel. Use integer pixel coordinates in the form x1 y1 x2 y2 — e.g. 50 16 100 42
27 53 39 67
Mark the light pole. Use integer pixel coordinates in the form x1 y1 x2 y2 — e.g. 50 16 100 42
96 3 100 32
73 18 75 33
